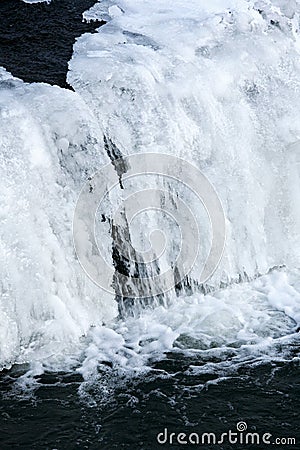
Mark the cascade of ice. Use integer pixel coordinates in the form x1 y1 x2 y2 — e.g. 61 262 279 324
1 0 300 369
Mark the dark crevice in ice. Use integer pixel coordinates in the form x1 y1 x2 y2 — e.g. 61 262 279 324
0 0 104 89
103 135 129 189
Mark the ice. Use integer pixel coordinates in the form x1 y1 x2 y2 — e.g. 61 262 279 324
1 0 300 375
0 69 117 369
69 0 300 291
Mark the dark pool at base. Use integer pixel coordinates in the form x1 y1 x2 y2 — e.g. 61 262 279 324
0 358 299 449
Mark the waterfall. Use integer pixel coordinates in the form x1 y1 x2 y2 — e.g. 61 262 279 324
1 0 300 370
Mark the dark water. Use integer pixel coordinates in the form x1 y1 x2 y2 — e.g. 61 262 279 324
0 0 103 88
0 359 299 449
0 1 299 449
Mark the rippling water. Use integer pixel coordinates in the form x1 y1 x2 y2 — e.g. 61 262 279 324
0 270 299 448
0 360 299 449
0 0 101 88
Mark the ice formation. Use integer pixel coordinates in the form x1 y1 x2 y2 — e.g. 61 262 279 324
69 0 300 289
1 0 300 373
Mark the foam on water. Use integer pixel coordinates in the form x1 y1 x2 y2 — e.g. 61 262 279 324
78 269 300 384
22 0 50 3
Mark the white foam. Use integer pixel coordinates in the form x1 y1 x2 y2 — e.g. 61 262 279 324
22 0 50 3
78 268 300 383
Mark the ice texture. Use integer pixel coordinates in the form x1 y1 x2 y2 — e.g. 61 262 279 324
0 69 116 369
70 0 300 290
